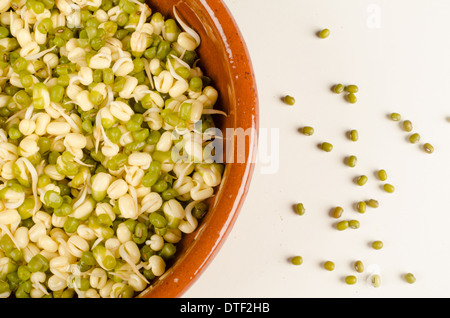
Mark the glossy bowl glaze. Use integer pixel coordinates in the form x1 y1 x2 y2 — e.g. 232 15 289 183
138 0 258 298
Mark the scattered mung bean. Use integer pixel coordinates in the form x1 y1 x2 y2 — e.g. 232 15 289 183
284 95 296 105
301 126 315 136
402 120 413 132
354 260 364 273
423 143 434 154
332 206 344 218
291 256 303 265
383 183 395 193
409 133 421 144
377 169 387 181
321 142 333 152
404 273 416 284
319 28 330 38
346 155 357 167
323 261 335 271
345 275 357 285
356 175 368 186
372 241 384 250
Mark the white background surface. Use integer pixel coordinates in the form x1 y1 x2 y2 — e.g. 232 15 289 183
183 0 450 298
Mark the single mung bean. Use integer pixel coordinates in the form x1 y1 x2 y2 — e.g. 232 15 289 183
372 240 383 250
189 77 203 92
283 95 295 106
349 130 358 141
295 203 305 216
345 85 359 93
291 256 303 265
423 143 434 154
404 273 416 284
346 93 357 104
366 199 379 208
383 183 395 193
346 155 357 167
149 212 167 228
323 261 335 271
348 220 360 229
409 133 421 144
354 260 364 273
336 220 349 231
321 142 333 152
332 206 344 218
160 242 177 260
402 120 413 132
390 113 401 121
318 28 330 38
345 275 357 285
333 84 344 94
301 126 314 136
44 190 63 209
356 175 368 186
28 254 49 272
357 201 366 213
0 280 9 293
17 265 30 281
0 235 14 252
377 169 387 181
0 26 9 39
371 274 381 288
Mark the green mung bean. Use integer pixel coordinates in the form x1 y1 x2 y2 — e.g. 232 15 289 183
423 143 434 154
319 28 330 38
402 120 413 132
346 155 357 167
356 175 368 186
283 95 295 105
321 142 333 152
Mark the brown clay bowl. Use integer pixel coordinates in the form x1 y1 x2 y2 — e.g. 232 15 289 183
137 0 259 297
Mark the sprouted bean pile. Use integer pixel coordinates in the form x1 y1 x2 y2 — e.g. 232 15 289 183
0 0 226 298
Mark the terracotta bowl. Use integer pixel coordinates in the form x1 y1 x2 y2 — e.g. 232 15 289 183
137 0 259 297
